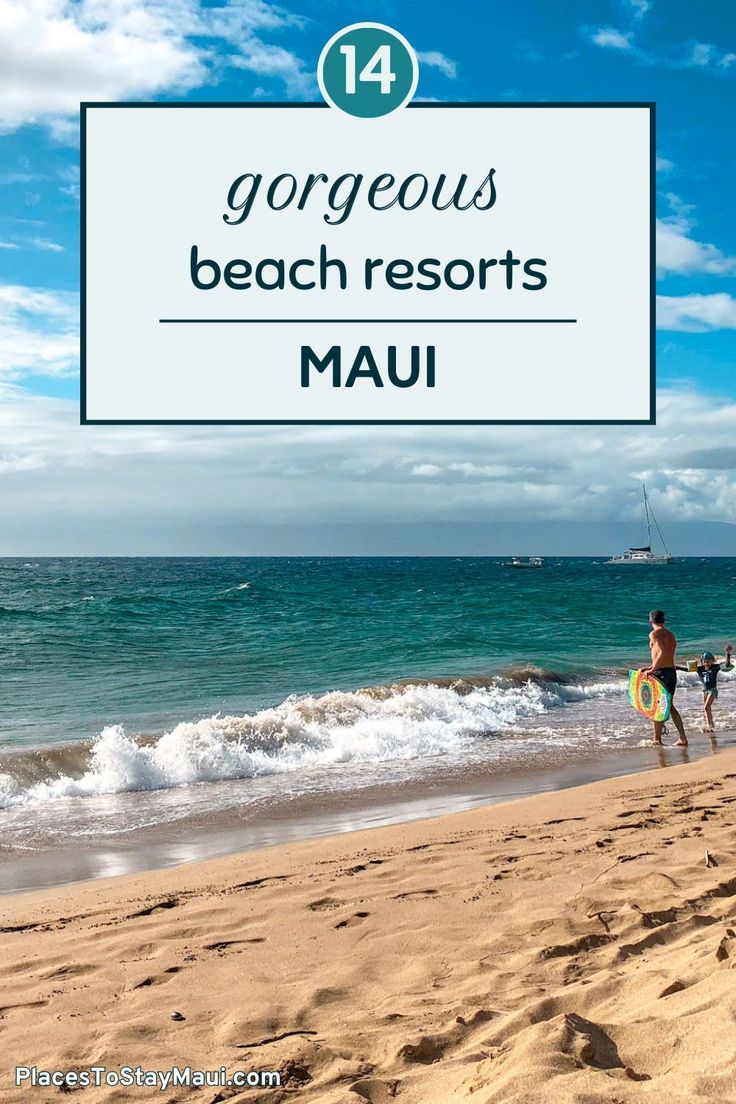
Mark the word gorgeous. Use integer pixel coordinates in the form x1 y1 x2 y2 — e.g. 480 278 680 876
223 167 499 225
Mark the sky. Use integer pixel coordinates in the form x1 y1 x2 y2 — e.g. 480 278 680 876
0 0 735 554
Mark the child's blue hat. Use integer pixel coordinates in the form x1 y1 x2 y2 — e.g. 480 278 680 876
701 651 715 662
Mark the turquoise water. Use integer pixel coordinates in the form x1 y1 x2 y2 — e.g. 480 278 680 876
0 557 734 823
1 557 734 750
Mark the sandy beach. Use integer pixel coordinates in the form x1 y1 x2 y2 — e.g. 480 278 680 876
2 747 736 1103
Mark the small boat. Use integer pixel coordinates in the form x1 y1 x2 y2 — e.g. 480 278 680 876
605 485 673 565
503 556 545 569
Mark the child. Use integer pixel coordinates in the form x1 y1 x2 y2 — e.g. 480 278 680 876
696 644 733 732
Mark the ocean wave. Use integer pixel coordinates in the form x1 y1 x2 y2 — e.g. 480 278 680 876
0 594 197 620
0 675 625 809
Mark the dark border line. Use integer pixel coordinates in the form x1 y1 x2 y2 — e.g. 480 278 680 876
159 318 579 324
80 101 657 109
80 103 87 424
650 102 657 426
82 419 655 426
80 101 656 427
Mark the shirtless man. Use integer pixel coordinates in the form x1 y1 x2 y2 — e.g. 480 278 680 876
641 609 688 747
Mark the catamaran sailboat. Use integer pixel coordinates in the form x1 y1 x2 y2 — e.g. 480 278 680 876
605 485 673 565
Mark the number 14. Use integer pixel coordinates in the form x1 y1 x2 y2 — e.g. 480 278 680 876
340 44 397 94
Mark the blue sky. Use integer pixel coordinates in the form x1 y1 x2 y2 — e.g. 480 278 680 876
0 0 735 553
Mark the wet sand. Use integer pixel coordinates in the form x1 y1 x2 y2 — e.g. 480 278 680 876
2 747 736 1102
2 731 734 895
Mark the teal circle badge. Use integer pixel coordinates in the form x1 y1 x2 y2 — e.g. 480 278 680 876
318 23 419 119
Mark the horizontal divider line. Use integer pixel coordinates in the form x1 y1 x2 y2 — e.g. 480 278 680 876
159 318 578 324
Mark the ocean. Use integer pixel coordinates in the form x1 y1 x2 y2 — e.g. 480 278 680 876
1 557 735 890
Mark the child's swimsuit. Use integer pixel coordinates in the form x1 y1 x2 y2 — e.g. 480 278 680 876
697 664 721 698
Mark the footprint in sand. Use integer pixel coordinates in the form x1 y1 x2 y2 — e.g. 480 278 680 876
203 938 265 953
40 963 96 980
350 1076 401 1102
658 979 687 998
310 986 348 1006
308 897 343 912
126 898 179 920
562 1011 650 1080
335 912 370 930
344 860 386 876
392 888 438 900
133 966 182 989
399 1035 447 1064
540 933 615 960
0 1000 49 1019
716 929 736 961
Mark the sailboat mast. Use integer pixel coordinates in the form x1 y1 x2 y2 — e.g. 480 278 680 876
642 484 652 547
643 484 672 557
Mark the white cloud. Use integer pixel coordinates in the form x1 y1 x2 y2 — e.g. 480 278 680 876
0 233 67 252
229 42 313 98
656 214 736 276
625 0 651 20
0 0 203 131
657 293 736 332
57 162 80 200
28 236 65 253
416 51 457 79
655 156 673 173
0 167 37 184
586 23 736 72
0 284 78 377
676 42 736 71
590 27 634 50
687 42 713 67
0 0 311 133
0 452 46 474
1 384 736 552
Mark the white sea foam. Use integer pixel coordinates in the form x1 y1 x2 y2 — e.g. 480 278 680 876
0 677 625 809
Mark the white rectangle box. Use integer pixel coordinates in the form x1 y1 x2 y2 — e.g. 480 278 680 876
81 103 654 425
